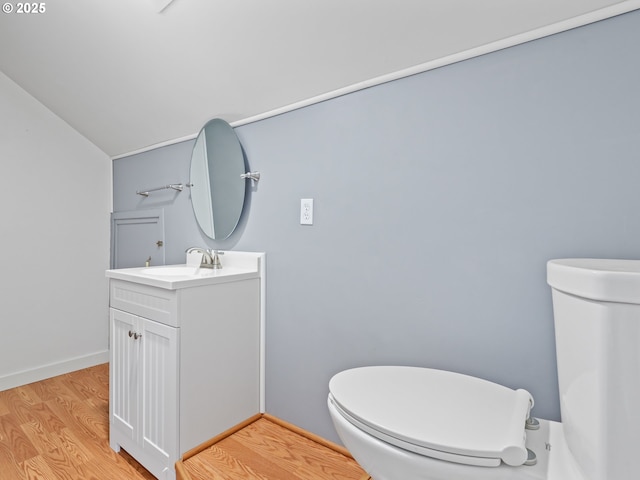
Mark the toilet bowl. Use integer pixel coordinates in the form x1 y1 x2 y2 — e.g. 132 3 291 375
328 367 583 480
329 259 640 480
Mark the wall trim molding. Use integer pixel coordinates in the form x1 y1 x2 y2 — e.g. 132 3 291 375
112 133 199 160
111 0 640 161
0 350 109 392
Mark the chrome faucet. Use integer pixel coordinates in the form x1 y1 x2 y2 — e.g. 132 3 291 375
185 247 224 269
185 247 214 268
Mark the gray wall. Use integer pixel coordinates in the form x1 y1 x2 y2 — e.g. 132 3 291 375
113 10 640 443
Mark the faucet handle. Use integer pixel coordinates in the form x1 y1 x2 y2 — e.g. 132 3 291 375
209 250 224 269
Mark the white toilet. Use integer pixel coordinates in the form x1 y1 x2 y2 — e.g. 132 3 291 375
328 259 640 480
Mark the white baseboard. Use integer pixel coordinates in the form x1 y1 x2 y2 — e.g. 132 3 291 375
0 350 109 392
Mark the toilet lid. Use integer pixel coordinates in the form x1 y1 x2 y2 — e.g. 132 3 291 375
329 366 532 467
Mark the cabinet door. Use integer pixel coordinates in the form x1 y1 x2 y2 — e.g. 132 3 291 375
111 209 165 268
110 308 139 444
140 316 179 472
110 308 179 479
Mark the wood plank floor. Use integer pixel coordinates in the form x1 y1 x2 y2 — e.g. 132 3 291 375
1 364 369 480
0 363 155 480
180 416 369 480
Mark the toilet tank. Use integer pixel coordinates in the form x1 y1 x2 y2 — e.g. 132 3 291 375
548 259 640 480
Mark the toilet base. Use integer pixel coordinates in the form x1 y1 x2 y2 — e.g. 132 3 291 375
328 396 585 480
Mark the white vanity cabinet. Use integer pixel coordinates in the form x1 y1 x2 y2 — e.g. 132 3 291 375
106 253 265 480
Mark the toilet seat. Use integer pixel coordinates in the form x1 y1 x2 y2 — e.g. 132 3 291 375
328 366 533 467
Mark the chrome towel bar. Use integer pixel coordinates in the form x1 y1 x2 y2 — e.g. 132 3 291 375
136 183 191 197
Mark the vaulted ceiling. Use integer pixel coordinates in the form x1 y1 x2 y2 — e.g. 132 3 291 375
0 0 634 157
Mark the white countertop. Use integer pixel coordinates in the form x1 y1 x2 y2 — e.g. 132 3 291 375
106 251 264 290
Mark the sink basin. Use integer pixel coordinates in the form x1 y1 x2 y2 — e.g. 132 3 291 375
140 266 209 276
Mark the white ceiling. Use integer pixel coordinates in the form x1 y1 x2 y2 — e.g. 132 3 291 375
0 0 635 157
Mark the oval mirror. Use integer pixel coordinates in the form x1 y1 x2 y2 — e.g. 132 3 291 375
190 118 246 239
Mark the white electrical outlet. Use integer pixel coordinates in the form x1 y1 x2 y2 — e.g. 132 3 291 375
300 198 314 225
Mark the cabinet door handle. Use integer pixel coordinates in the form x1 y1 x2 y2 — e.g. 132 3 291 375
128 330 134 338
134 332 142 340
